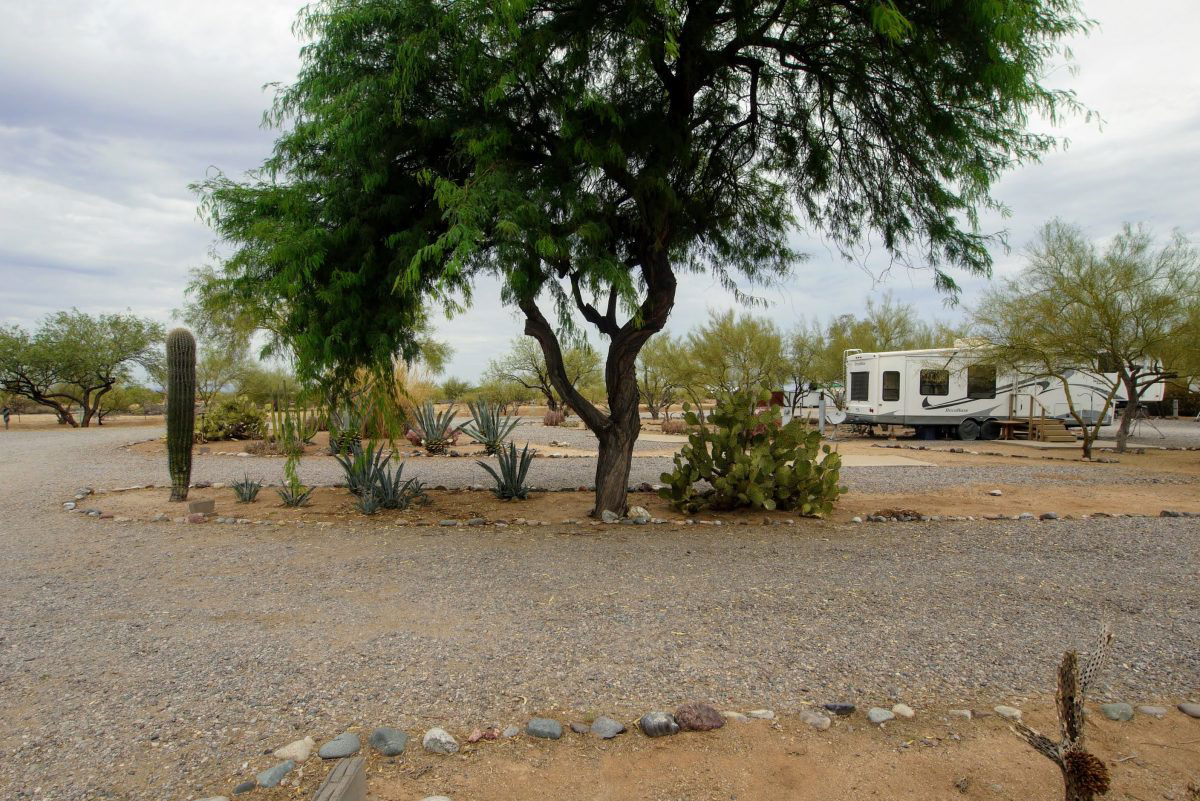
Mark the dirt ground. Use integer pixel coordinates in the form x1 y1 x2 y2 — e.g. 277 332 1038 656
253 700 1200 801
1 412 165 430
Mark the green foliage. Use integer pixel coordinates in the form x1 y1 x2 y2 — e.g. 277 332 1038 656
680 310 788 405
637 334 680 420
972 220 1200 455
465 379 533 415
197 396 266 442
463 401 520 455
410 401 459 455
0 309 164 427
485 339 600 412
439 376 472 402
277 455 313 507
335 441 426 513
231 475 263 503
195 0 1090 513
235 365 300 407
268 405 320 457
326 403 364 454
166 328 196 502
658 391 844 515
478 443 534 500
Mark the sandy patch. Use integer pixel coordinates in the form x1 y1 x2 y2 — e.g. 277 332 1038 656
245 700 1200 801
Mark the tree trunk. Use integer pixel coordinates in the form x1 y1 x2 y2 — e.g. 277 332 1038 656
1114 372 1140 454
593 413 639 516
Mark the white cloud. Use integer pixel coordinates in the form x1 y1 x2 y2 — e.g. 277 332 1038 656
2 0 1198 381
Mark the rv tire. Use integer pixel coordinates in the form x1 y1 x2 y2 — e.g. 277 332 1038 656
957 419 980 441
979 419 1000 440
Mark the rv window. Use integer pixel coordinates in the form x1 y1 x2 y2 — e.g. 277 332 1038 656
882 371 900 401
849 371 869 401
920 369 950 396
967 364 996 399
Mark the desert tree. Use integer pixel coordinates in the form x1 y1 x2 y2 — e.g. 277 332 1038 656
684 309 787 409
440 377 473 402
973 221 1199 454
485 338 601 413
195 0 1091 515
636 333 681 420
0 310 163 427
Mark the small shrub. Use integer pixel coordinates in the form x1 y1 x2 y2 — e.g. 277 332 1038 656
543 409 565 427
661 418 688 435
231 475 262 503
478 442 534 500
410 401 460 454
268 406 320 458
197 397 266 442
658 390 844 515
463 401 520 455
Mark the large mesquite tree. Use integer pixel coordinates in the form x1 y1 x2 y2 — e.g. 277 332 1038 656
197 0 1088 515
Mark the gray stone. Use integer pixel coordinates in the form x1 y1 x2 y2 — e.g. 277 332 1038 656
590 716 626 739
255 760 294 788
988 489 1003 496
628 506 651 523
994 705 1022 721
319 731 361 759
368 727 408 756
232 781 256 795
1039 512 1059 520
722 711 750 722
948 709 973 720
526 717 563 739
62 501 75 510
569 722 590 734
1136 705 1167 718
188 498 215 515
438 519 459 527
799 709 831 731
1177 703 1200 718
466 517 486 526
867 707 894 724
1100 703 1133 721
823 703 855 716
851 516 863 524
638 712 680 737
422 727 459 754
601 509 619 523
891 703 915 719
1017 512 1035 520
747 709 775 720
501 725 520 738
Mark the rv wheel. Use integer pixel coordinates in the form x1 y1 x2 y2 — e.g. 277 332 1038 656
979 419 1000 440
957 419 980 441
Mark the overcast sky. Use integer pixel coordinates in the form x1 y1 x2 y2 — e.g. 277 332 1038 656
2 0 1197 380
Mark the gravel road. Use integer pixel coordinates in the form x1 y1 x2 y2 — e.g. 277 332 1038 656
0 425 1197 801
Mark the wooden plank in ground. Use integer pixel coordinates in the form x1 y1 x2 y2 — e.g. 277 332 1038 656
313 756 365 801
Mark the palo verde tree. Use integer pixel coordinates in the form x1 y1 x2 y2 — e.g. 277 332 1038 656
0 310 163 427
196 0 1090 515
974 221 1200 455
485 338 601 413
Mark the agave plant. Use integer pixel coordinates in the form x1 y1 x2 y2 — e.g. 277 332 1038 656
231 474 262 503
477 442 534 500
334 441 391 497
463 402 520 455
411 401 460 455
326 404 364 455
354 489 383 515
374 461 427 510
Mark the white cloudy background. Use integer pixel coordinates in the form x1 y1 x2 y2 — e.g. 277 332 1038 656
1 0 1197 379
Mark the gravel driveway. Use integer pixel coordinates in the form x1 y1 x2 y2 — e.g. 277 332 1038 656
0 425 1196 801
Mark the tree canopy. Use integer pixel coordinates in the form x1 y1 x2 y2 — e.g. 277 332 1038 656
197 0 1089 513
973 220 1200 454
0 310 163 427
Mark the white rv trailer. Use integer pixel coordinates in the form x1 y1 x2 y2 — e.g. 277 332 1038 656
842 346 1165 440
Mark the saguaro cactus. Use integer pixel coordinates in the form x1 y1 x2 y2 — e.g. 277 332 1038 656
166 328 196 501
1012 627 1114 801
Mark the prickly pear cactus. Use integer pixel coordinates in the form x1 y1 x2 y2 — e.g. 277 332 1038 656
658 389 844 515
166 328 196 501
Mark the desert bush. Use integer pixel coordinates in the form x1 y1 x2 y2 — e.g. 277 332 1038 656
268 406 320 457
276 455 312 507
197 396 265 442
661 418 688 435
463 401 520 455
543 409 565 427
410 401 460 454
478 442 534 500
658 390 844 515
